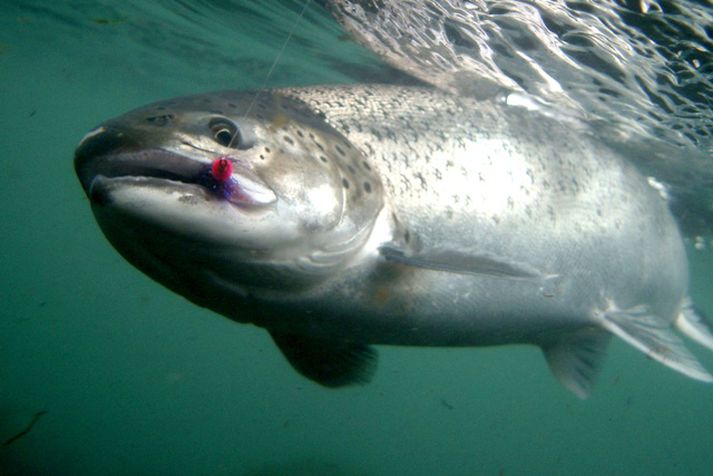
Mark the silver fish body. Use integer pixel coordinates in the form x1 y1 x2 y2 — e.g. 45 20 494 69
75 84 713 396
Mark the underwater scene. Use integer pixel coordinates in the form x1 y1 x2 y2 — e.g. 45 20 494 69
1 1 713 474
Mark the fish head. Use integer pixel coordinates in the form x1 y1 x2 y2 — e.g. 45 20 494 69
75 91 383 315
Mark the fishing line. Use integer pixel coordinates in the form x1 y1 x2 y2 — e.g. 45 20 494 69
235 0 312 140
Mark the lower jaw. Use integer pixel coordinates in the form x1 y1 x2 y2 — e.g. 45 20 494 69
88 174 212 206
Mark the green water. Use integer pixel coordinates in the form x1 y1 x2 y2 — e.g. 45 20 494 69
1 1 712 475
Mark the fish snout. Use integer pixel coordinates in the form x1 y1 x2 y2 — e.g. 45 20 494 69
74 125 138 192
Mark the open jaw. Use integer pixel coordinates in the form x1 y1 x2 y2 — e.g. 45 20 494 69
76 149 277 207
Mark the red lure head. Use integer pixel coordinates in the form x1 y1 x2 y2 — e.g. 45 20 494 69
211 156 233 183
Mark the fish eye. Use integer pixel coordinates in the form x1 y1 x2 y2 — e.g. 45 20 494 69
210 118 236 147
214 127 233 146
209 117 255 150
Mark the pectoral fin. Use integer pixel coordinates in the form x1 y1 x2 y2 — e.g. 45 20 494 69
270 331 377 387
542 328 612 399
379 243 547 279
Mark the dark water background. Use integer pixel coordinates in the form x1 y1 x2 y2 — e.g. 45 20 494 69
1 1 712 474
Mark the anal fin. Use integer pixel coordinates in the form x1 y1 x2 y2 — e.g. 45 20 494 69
542 327 611 399
599 304 713 382
270 331 377 387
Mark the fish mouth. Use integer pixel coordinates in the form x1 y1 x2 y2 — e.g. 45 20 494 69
76 148 212 204
75 129 276 207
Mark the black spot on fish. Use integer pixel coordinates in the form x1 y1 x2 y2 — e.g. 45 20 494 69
342 178 350 189
335 144 345 156
319 155 328 163
145 114 173 126
362 161 371 171
363 182 372 193
228 103 237 109
264 147 271 153
296 130 304 138
283 135 294 146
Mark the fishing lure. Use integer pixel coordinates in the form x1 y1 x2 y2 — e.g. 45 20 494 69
199 156 275 207
211 156 233 183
